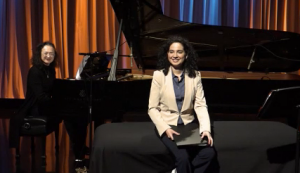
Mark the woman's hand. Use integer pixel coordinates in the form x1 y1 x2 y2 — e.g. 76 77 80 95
201 131 213 146
165 128 180 140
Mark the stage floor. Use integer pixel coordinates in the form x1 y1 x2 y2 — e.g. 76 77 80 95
90 121 299 173
1 118 299 173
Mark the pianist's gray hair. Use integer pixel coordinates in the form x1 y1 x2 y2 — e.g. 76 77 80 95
31 41 58 69
157 35 198 78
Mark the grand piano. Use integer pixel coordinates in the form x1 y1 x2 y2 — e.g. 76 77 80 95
48 0 300 123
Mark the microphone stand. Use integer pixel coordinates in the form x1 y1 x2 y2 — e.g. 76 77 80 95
79 18 124 156
108 19 123 81
78 53 99 157
88 58 93 156
247 47 257 70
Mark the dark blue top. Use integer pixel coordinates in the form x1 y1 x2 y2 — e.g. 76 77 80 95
172 72 185 125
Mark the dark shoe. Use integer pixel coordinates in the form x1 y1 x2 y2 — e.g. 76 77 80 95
74 159 85 169
75 166 88 173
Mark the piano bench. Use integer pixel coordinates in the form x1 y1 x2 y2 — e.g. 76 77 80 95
16 116 61 173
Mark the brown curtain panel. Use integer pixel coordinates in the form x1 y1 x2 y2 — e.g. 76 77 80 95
0 0 130 173
0 0 131 99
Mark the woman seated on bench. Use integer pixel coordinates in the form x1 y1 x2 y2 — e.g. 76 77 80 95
148 35 215 173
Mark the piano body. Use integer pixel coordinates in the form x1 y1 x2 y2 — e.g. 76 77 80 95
51 0 300 122
2 0 300 123
116 0 300 116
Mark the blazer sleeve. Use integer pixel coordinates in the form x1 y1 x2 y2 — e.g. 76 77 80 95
148 71 171 136
194 72 211 134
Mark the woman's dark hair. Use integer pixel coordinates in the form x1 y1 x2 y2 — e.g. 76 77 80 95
31 41 58 68
156 35 198 78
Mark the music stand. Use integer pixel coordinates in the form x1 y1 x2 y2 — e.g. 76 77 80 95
257 86 300 173
80 52 110 79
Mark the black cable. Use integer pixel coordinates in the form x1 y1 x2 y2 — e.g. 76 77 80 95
105 41 127 52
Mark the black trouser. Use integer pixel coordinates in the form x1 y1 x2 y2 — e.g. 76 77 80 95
64 116 88 160
161 133 215 173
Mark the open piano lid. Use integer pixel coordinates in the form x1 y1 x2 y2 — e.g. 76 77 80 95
110 0 300 72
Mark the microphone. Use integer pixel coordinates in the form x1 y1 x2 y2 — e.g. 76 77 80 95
130 42 133 67
247 47 257 70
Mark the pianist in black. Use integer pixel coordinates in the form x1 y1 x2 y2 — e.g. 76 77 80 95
9 41 88 168
148 36 215 173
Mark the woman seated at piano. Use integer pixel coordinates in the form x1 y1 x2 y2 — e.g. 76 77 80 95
148 36 216 173
9 41 88 171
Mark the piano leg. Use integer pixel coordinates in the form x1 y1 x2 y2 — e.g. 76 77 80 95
63 116 88 161
295 106 300 173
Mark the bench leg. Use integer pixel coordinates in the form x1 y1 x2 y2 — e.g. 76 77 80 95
16 147 21 173
41 136 46 173
31 137 36 173
55 126 59 173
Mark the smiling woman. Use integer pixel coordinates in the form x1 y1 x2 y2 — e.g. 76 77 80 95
9 41 89 173
9 42 58 150
31 42 58 69
41 47 55 66
167 42 186 71
148 35 216 173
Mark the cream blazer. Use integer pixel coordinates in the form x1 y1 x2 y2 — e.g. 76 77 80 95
148 68 211 136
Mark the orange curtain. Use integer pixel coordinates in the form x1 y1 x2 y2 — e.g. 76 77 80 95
0 0 131 99
0 1 131 173
1 0 300 98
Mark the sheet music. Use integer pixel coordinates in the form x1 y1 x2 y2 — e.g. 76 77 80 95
75 55 90 80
